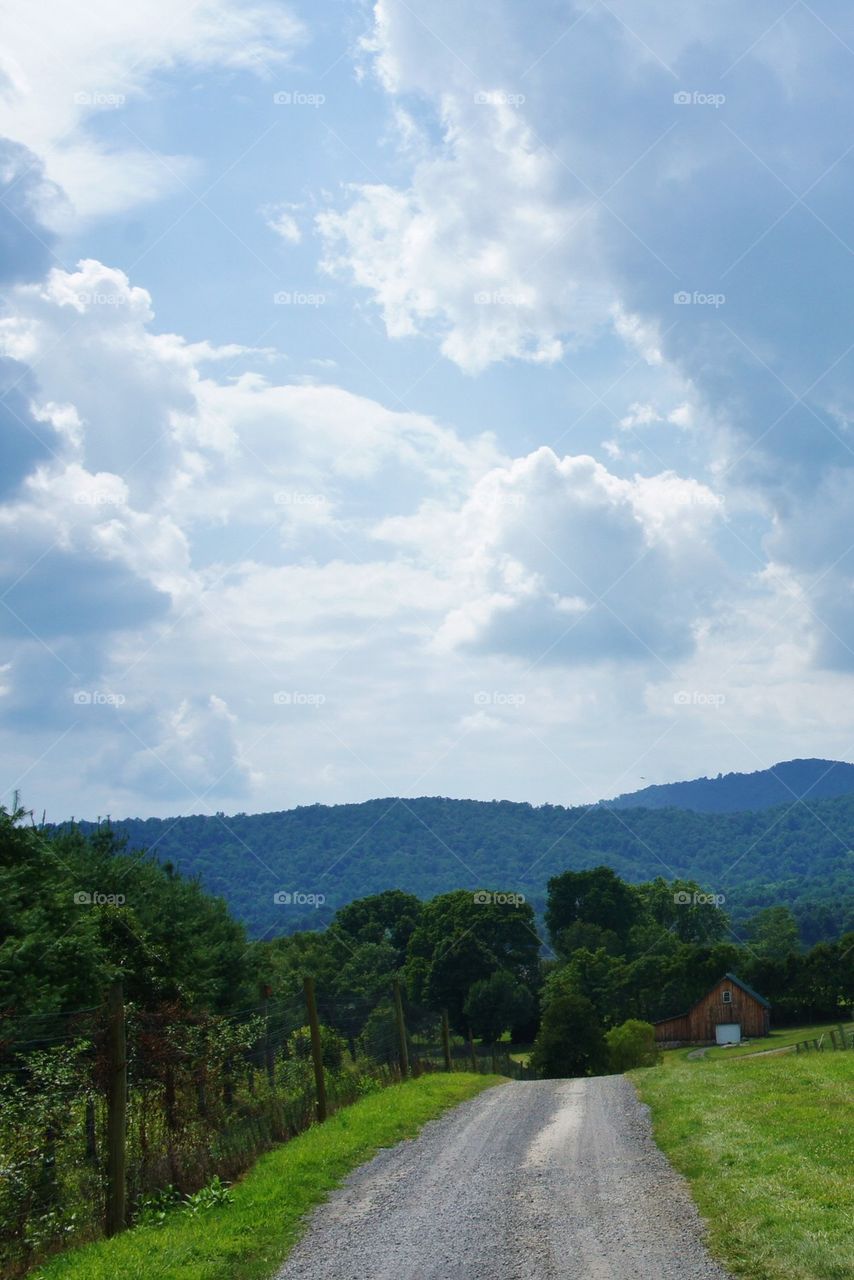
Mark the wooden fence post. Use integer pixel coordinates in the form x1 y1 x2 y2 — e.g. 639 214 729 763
468 1026 477 1073
441 1010 452 1072
105 977 127 1237
303 977 328 1122
392 979 409 1079
84 1097 97 1164
261 984 275 1087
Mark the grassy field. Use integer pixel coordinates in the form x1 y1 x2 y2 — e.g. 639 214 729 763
34 1073 504 1280
633 1047 854 1280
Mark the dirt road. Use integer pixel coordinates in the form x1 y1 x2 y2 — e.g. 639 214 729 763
275 1076 732 1279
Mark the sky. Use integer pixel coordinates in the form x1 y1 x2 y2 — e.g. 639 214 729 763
3 0 854 820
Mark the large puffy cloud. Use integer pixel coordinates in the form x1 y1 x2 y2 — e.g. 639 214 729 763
378 447 725 667
318 101 608 372
0 0 304 220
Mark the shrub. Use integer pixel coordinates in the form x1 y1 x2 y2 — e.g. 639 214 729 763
286 1024 346 1071
605 1019 660 1071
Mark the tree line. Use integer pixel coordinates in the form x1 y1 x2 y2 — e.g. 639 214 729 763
63 791 854 943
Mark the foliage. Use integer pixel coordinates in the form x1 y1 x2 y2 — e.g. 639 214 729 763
546 866 642 952
746 906 800 963
529 992 607 1078
286 1024 346 1071
605 1019 659 1071
182 1176 234 1215
463 970 533 1044
134 1185 181 1228
404 890 541 1033
32 1075 504 1280
0 804 250 1021
66 791 854 945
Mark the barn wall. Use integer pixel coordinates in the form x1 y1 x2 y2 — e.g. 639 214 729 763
654 978 770 1044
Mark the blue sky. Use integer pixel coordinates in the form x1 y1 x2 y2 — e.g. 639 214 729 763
3 0 854 819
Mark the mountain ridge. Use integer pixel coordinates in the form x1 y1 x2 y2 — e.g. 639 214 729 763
60 760 854 944
600 757 854 813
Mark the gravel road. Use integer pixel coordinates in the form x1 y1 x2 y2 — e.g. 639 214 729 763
275 1076 732 1279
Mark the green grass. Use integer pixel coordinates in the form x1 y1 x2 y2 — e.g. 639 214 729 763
633 1048 854 1279
34 1073 504 1280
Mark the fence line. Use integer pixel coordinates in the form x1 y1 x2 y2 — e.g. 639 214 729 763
794 1023 854 1053
0 975 533 1276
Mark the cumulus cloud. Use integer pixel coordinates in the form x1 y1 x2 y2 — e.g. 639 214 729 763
318 98 609 372
378 447 725 667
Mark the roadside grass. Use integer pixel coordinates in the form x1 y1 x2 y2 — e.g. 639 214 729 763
34 1073 505 1280
633 1049 854 1280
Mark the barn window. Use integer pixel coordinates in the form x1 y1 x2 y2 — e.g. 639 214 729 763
722 990 732 1004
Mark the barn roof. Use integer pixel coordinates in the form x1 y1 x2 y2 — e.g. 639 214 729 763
653 972 771 1025
724 972 771 1009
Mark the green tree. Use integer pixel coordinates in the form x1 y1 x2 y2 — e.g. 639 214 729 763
530 992 607 1079
635 876 729 945
747 906 800 962
405 890 540 1031
463 970 533 1045
545 867 641 954
333 891 423 965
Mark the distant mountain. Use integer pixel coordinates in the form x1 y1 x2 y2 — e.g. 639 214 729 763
601 758 854 814
63 780 854 944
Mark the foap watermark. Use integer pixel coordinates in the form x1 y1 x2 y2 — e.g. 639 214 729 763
73 292 131 307
473 891 526 907
673 90 726 109
273 290 326 306
674 290 726 308
673 690 725 709
474 691 525 707
73 90 126 108
473 289 527 306
73 490 124 506
73 690 126 706
273 691 326 706
74 890 126 906
273 90 325 107
674 890 726 907
487 491 526 509
274 491 328 507
273 890 326 907
474 90 525 107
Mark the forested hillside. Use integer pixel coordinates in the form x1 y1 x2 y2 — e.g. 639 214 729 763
602 757 854 813
65 790 854 943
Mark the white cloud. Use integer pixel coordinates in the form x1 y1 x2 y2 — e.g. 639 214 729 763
264 203 302 244
0 0 305 220
318 96 610 372
377 446 725 667
120 694 253 799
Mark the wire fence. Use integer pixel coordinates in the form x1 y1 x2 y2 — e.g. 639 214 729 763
0 978 534 1276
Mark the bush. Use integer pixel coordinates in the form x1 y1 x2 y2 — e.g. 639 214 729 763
605 1019 660 1071
287 1024 346 1071
529 992 607 1078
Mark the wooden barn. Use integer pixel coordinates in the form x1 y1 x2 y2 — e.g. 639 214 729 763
653 973 771 1046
